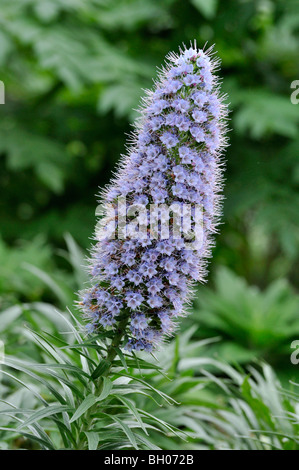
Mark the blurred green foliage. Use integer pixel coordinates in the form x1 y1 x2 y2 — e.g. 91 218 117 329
1 300 298 450
0 0 299 402
191 268 299 381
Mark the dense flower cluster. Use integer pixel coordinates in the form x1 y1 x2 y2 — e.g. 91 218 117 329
78 44 228 351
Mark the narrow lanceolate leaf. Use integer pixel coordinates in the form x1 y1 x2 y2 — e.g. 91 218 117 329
78 42 228 352
85 431 100 450
114 395 149 436
17 405 74 430
110 416 138 450
98 377 113 401
91 359 111 380
69 395 98 423
0 427 55 450
70 378 112 424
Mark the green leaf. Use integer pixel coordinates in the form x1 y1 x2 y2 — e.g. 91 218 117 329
234 90 299 138
114 347 128 372
0 305 23 332
91 359 111 380
22 263 70 305
18 405 73 430
85 431 100 450
2 357 70 403
0 427 55 450
115 395 148 436
110 416 138 450
190 0 218 19
69 395 98 424
98 377 113 401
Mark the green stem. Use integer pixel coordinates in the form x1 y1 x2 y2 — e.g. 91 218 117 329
103 316 129 370
76 316 129 449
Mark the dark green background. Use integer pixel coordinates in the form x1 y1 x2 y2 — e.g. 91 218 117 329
0 0 299 381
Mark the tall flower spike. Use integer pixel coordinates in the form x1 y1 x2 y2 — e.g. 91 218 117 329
78 43 228 352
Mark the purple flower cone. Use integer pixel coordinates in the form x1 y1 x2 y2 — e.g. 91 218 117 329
78 43 228 352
